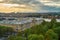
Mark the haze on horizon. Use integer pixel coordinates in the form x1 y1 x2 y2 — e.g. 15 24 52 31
0 0 60 13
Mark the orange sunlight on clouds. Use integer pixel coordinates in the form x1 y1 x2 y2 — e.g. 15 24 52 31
0 3 36 13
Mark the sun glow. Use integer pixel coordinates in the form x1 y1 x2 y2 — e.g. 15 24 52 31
0 3 36 13
0 0 3 1
0 3 20 7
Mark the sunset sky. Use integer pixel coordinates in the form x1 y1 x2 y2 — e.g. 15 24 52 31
0 0 60 13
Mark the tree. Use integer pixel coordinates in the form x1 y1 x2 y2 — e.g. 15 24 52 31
28 34 39 40
39 35 44 40
8 36 25 40
41 20 46 25
51 17 56 24
15 36 25 40
8 35 15 40
45 29 58 40
28 34 44 40
50 17 57 29
53 27 60 40
0 26 14 37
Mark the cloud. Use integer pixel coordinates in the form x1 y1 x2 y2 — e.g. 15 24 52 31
36 0 60 12
0 0 60 12
0 3 36 13
38 0 60 6
0 6 36 13
0 0 43 12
